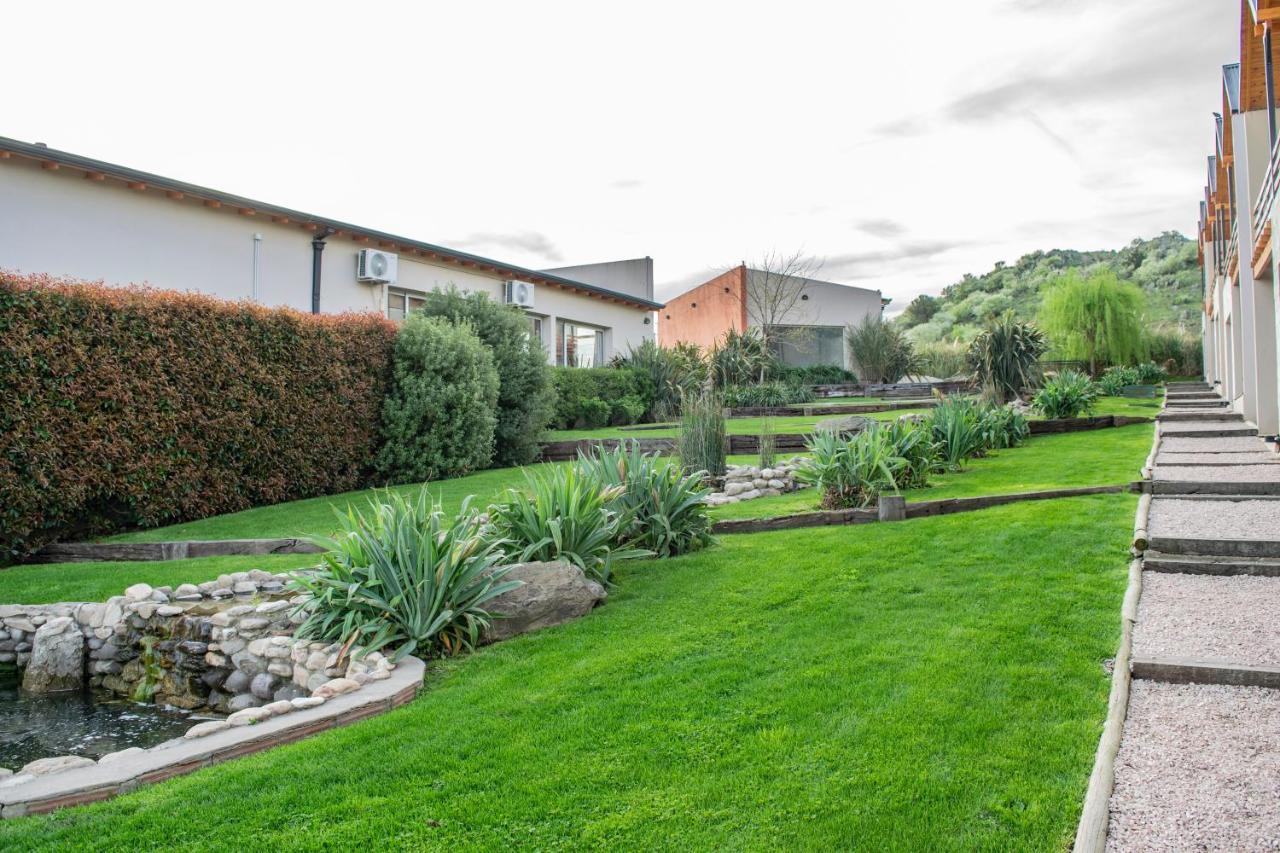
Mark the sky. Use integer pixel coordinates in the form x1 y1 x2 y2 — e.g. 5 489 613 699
3 1 1236 312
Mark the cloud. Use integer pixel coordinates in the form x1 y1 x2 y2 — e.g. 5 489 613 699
821 240 968 281
855 218 908 239
610 178 644 190
449 230 564 262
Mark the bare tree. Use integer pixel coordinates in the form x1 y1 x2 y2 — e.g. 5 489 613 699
734 250 825 368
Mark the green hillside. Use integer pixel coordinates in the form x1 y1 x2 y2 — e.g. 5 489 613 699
897 232 1200 344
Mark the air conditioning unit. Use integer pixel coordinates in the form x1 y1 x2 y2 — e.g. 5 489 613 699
505 279 536 308
356 249 398 284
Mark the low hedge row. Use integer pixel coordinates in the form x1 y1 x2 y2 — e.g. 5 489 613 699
0 274 397 559
549 367 650 429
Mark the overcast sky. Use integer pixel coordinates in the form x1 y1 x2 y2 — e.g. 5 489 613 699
4 1 1235 310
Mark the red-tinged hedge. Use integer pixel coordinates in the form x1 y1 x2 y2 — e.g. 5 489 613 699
0 273 398 559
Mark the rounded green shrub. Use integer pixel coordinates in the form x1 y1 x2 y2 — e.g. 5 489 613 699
578 398 611 429
420 287 554 468
376 315 499 484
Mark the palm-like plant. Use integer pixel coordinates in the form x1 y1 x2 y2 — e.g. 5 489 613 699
1032 369 1099 419
796 428 903 509
708 328 775 387
968 313 1047 404
292 491 519 661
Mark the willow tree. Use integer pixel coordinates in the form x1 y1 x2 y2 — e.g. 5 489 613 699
1038 269 1148 374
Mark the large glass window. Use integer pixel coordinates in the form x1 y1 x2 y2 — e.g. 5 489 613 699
387 288 426 322
771 325 845 368
556 320 605 367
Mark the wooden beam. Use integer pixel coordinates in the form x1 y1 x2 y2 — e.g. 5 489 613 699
0 151 10 159
271 215 289 225
40 161 59 171
1258 8 1280 25
83 171 105 181
204 199 222 209
237 207 255 216
166 190 184 200
126 181 146 191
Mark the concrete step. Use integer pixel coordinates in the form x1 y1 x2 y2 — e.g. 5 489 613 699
1164 398 1228 408
1159 423 1259 437
1150 480 1280 496
1144 550 1280 576
1158 411 1244 423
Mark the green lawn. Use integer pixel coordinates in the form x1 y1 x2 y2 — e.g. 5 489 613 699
709 422 1153 521
0 495 1131 851
547 408 929 441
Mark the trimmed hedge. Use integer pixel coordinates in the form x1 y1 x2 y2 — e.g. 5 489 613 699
549 367 651 429
0 274 396 559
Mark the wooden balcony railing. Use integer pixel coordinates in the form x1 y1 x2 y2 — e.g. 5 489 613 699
1251 134 1280 275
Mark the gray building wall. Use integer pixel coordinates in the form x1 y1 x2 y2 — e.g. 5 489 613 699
542 257 655 303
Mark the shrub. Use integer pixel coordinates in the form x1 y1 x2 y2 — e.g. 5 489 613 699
550 367 647 429
486 465 648 584
845 316 916 384
722 382 816 408
967 314 1046 404
419 287 554 468
925 397 989 469
775 364 858 384
1147 327 1202 376
578 398 611 429
1033 369 1099 419
292 491 519 660
678 391 727 479
1133 361 1168 385
376 315 499 484
612 395 648 426
1097 365 1140 396
978 405 1030 449
0 274 396 559
576 442 714 558
914 342 969 380
796 428 902 509
611 340 705 421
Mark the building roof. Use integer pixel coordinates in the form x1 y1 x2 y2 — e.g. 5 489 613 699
1224 63 1241 113
0 135 664 311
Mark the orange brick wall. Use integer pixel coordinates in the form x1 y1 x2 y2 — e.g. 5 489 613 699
658 265 747 350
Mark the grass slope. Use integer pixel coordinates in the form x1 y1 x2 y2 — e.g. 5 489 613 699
546 408 929 441
0 495 1132 851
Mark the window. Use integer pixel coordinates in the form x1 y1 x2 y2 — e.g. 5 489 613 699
529 315 544 343
556 320 605 367
771 325 845 368
386 288 426 322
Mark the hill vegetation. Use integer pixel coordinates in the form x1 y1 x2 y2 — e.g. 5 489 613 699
897 232 1200 345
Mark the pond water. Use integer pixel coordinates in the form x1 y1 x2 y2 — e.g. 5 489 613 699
0 675 204 770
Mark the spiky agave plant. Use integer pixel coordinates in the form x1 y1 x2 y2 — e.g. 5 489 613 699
576 441 715 558
293 491 519 661
968 313 1047 404
796 427 903 509
486 464 651 584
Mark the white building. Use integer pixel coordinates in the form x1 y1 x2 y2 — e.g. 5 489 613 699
0 136 660 367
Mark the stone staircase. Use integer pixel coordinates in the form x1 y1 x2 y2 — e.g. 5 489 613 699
1105 384 1280 851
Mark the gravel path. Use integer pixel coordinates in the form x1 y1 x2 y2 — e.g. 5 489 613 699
1107 682 1280 852
1155 452 1280 465
1148 498 1280 540
1134 572 1280 666
1154 465 1280 482
1160 436 1271 453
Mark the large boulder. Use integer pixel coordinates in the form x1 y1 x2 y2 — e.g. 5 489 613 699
482 561 606 644
22 616 85 694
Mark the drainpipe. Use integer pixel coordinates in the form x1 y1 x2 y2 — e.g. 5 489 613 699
251 233 262 302
1267 24 1277 147
310 227 335 314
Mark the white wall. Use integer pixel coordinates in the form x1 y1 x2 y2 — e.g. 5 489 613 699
542 257 654 302
0 156 654 362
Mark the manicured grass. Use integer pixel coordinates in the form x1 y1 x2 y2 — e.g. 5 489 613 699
0 495 1131 850
710 422 1153 520
0 553 320 605
547 408 928 441
1088 396 1163 419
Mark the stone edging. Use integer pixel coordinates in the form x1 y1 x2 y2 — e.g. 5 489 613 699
0 656 424 818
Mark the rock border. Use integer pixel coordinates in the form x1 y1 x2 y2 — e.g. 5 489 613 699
0 656 424 817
